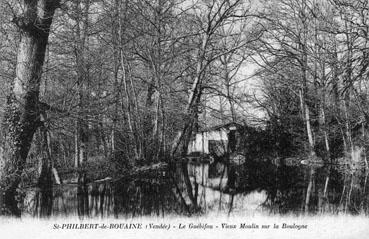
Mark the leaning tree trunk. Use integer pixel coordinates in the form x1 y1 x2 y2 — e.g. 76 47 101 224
0 0 60 216
170 34 209 157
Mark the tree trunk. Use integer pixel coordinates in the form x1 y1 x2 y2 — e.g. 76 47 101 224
171 34 208 157
73 0 90 179
0 0 60 216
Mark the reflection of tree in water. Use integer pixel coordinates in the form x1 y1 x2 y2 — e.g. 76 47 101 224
253 160 369 215
77 182 89 218
335 166 369 215
112 172 183 217
234 160 340 215
25 160 369 217
33 126 54 218
253 162 306 214
34 165 53 217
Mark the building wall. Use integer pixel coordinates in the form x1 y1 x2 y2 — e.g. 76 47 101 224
188 130 228 154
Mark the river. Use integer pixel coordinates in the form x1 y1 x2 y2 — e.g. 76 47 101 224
21 159 369 218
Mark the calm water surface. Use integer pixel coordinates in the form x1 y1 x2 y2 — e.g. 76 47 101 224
23 160 369 218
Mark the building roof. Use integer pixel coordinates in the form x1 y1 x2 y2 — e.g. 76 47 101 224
197 122 243 132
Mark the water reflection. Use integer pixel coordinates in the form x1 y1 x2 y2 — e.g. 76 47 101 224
23 160 369 218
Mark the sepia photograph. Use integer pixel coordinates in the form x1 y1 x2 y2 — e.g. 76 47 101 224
0 0 368 238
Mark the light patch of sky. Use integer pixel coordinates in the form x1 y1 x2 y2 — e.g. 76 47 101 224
204 61 265 127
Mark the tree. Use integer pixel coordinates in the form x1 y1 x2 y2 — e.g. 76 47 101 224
0 0 61 216
170 0 254 157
